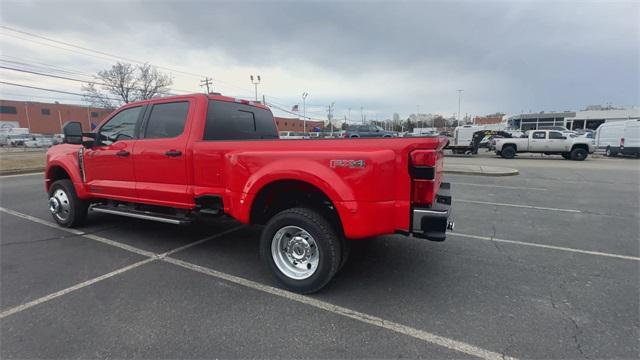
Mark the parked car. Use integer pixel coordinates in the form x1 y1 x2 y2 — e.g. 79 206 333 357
3 134 30 147
279 131 310 139
45 93 453 294
52 134 65 145
494 129 595 160
595 120 640 157
343 124 395 138
24 134 54 148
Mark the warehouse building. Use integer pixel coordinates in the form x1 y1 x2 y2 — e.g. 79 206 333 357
0 99 327 135
508 107 640 131
507 111 575 131
0 100 110 134
564 108 640 130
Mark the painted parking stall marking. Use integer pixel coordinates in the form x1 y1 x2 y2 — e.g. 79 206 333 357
450 232 640 261
0 206 516 360
450 182 548 191
163 256 516 360
456 199 582 213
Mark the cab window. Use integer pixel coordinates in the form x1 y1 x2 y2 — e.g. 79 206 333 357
143 102 189 139
532 131 546 139
548 131 565 139
99 106 142 145
204 100 278 140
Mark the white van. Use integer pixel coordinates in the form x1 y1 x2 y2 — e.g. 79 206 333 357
595 120 640 157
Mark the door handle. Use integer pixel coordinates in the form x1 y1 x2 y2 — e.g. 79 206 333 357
116 150 130 157
165 150 182 157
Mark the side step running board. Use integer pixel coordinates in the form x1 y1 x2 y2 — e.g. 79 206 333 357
90 205 191 225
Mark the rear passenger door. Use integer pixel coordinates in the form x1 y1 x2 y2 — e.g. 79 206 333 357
133 100 192 207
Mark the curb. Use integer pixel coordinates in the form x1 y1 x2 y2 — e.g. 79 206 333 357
0 167 45 176
443 165 519 177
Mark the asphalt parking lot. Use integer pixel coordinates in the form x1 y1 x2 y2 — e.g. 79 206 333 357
1 154 638 359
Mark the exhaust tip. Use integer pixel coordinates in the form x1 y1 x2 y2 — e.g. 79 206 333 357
447 221 455 231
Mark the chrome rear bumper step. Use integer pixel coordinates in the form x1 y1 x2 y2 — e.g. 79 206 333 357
90 205 191 225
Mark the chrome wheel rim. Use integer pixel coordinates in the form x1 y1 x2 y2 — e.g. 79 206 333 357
48 188 71 222
271 226 319 280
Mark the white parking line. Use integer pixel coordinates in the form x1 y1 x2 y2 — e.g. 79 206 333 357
163 256 514 360
0 206 157 258
0 206 515 360
450 232 640 261
451 182 547 191
456 199 581 213
0 258 154 320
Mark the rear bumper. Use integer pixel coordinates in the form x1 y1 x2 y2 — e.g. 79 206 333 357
410 182 453 241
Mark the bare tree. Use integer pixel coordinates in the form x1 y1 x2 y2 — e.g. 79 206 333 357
82 62 173 109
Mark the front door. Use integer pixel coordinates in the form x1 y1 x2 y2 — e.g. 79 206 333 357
547 131 568 152
133 100 191 207
83 106 144 199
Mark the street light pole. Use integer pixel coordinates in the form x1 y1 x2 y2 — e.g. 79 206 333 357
457 89 463 122
302 92 308 133
250 75 261 101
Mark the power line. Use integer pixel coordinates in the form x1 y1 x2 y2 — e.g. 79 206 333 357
0 81 121 100
1 25 206 79
0 64 198 95
1 26 346 114
1 26 257 95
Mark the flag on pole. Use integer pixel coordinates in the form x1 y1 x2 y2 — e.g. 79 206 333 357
291 104 299 112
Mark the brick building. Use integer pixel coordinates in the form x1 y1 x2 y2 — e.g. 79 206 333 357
473 113 505 125
0 100 111 134
0 99 326 134
274 117 324 132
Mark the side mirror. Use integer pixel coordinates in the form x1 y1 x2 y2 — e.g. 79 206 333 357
62 121 83 145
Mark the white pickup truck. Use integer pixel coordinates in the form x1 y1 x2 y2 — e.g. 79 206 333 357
494 130 594 160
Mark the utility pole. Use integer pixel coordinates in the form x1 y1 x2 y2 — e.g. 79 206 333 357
360 106 364 124
348 108 351 123
250 75 261 101
302 92 309 132
200 77 213 93
327 102 335 136
457 89 464 122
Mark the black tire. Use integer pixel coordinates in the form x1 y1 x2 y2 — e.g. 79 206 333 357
570 148 588 161
605 146 616 157
48 179 88 227
501 146 516 159
561 152 571 160
260 207 342 294
350 135 359 138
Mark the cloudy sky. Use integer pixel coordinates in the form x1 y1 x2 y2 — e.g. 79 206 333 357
1 0 638 122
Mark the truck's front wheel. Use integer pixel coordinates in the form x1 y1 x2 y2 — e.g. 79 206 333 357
260 207 341 294
48 179 88 227
570 148 588 161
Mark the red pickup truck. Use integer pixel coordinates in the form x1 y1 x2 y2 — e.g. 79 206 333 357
45 93 453 293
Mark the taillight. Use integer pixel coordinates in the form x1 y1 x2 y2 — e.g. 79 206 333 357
409 150 441 207
412 180 435 207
